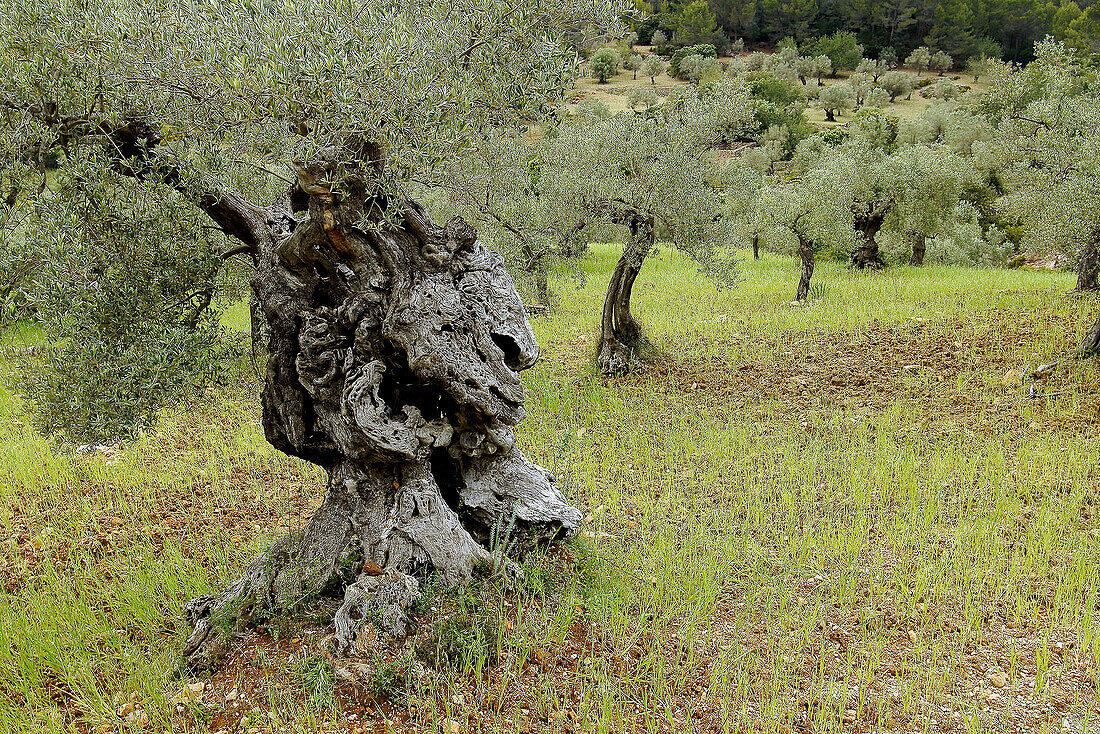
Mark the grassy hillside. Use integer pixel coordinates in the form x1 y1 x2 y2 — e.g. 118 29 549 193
1 249 1098 733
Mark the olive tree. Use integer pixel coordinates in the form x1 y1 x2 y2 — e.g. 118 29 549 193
817 84 855 121
930 50 954 76
848 72 873 107
643 53 667 84
856 57 888 83
590 47 623 83
538 82 756 374
812 55 833 85
985 40 1100 353
0 0 624 669
625 52 644 79
880 70 915 101
906 46 932 75
749 173 856 300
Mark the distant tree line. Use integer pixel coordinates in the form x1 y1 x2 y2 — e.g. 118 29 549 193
634 0 1100 62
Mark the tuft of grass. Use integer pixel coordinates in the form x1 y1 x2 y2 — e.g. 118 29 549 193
294 655 336 712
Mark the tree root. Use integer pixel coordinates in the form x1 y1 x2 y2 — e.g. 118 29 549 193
182 448 577 671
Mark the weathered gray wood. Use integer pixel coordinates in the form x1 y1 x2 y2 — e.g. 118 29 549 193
597 212 654 376
183 151 581 670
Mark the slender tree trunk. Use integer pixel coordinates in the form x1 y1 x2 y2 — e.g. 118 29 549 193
1075 232 1100 292
851 204 887 269
183 149 581 670
908 230 926 266
1081 313 1100 356
752 232 760 260
597 213 654 376
795 235 815 301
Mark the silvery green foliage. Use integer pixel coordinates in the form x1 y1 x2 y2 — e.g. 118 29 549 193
628 87 660 110
753 111 999 267
932 79 961 100
679 54 706 83
745 52 768 71
590 47 622 82
794 56 816 84
848 72 874 106
643 54 666 83
930 50 954 75
984 40 1100 262
0 0 626 441
856 57 888 81
897 104 994 155
437 78 758 296
906 46 932 74
817 84 855 120
17 168 234 442
879 70 915 101
867 87 892 108
812 55 833 83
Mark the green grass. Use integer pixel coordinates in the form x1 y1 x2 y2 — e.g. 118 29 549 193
2 246 1098 733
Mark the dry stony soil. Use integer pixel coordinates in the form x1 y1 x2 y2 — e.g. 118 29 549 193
1 248 1099 734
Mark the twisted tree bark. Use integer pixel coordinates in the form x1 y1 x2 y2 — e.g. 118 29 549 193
795 235 815 301
183 148 581 670
851 200 889 270
907 230 926 266
1075 230 1100 292
1080 313 1100 356
597 212 654 376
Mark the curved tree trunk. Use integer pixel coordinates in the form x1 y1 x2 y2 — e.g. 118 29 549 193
908 230 926 266
851 203 888 270
597 213 654 376
183 149 581 670
1081 313 1100 356
795 235 815 301
1075 232 1100 292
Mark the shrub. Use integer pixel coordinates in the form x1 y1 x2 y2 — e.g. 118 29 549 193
590 47 621 83
627 86 659 109
932 78 959 100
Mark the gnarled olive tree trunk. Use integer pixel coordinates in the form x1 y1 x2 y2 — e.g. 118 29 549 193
1075 230 1100 292
851 201 888 270
183 151 581 670
1081 313 1100 356
907 230 926 266
597 212 654 376
795 235 815 301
